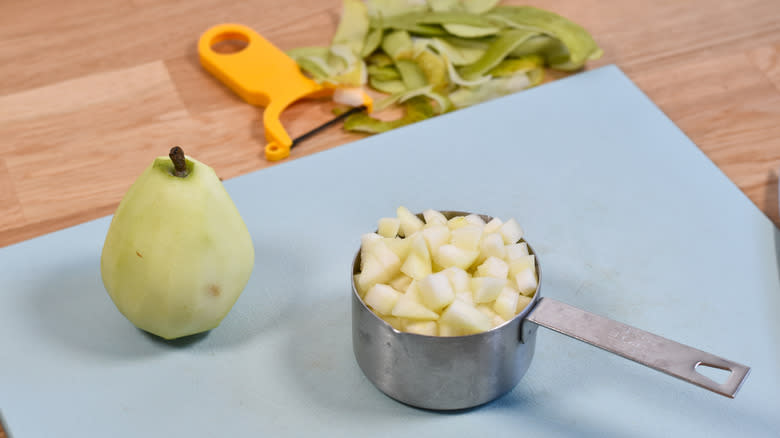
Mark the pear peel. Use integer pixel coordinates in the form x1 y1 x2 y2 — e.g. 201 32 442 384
100 147 255 340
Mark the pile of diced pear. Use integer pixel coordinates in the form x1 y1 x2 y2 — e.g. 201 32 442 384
354 207 538 336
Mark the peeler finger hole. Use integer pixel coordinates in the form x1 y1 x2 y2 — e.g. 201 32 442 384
210 31 249 54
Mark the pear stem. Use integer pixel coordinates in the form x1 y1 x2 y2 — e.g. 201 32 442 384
169 146 189 177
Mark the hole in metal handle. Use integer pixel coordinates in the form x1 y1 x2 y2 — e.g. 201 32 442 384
695 362 733 385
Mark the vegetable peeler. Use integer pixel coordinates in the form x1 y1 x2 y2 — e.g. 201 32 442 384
198 23 372 161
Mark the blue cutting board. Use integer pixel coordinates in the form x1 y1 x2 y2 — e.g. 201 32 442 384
1 65 778 437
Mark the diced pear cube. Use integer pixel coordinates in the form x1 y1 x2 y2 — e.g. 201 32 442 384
365 284 402 315
499 218 524 244
450 224 483 251
391 282 440 320
357 257 394 297
471 277 507 303
358 242 402 291
439 300 492 334
493 287 520 320
404 320 438 336
359 233 382 269
447 216 469 230
356 272 373 298
477 232 506 264
401 234 432 280
476 256 509 279
363 240 402 270
476 304 498 319
397 206 424 237
422 224 450 255
401 253 432 280
383 237 412 260
438 323 463 337
377 217 401 238
392 297 440 320
484 217 503 234
409 233 430 258
515 268 538 296
388 273 413 292
516 295 533 313
353 274 366 296
478 304 507 327
443 267 470 293
508 255 536 278
361 232 382 249
423 209 447 225
375 242 403 268
433 244 479 270
464 214 486 227
418 272 455 311
505 242 529 261
455 290 474 305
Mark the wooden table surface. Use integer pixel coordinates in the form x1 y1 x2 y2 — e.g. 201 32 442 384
1 0 779 251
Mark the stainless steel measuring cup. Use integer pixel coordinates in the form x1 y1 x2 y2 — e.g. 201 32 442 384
351 211 750 410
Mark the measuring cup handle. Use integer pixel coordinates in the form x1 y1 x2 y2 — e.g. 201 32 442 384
525 297 750 398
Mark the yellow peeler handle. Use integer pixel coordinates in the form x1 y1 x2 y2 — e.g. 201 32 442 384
198 23 334 161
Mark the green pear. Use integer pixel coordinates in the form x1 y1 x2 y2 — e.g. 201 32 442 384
100 147 254 340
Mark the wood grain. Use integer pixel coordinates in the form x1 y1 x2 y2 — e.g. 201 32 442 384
0 0 779 250
0 159 24 232
750 43 780 92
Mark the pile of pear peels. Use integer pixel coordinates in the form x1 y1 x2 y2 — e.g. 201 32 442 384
287 0 602 133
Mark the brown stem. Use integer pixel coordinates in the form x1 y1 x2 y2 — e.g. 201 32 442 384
169 146 189 177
